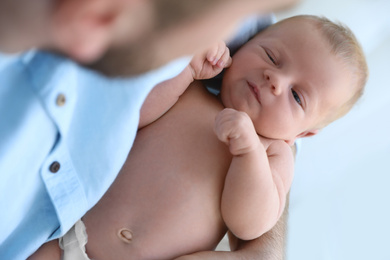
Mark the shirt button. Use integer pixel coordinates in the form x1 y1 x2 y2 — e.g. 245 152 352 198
56 93 66 107
49 161 61 173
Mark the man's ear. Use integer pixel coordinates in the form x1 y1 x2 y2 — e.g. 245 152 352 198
51 0 122 62
285 129 320 146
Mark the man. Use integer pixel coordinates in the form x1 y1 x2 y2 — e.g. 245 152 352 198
0 0 298 259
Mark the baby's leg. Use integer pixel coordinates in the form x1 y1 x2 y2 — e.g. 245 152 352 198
27 239 61 260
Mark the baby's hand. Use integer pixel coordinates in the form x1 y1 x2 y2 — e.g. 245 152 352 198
214 108 260 156
189 41 232 80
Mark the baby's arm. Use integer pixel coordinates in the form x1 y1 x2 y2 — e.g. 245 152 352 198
215 109 294 240
139 41 231 129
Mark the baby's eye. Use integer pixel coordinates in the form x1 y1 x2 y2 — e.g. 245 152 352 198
266 52 277 65
291 89 302 105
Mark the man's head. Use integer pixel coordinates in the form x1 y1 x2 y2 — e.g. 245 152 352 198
0 0 154 62
220 15 368 145
0 0 300 74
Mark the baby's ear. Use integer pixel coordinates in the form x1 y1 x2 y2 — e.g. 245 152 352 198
297 129 320 139
51 0 122 62
285 129 319 146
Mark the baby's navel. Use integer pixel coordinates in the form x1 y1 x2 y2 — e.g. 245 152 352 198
118 228 133 243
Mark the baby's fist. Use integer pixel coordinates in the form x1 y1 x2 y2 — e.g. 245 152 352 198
190 41 232 80
214 108 260 155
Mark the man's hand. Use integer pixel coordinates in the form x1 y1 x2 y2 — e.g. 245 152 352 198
214 108 261 156
189 41 232 80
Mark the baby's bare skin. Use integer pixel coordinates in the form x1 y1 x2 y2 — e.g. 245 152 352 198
30 82 279 260
83 82 239 259
29 40 283 260
28 83 233 260
30 82 236 260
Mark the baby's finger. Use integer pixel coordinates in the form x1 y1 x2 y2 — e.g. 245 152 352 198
206 44 219 65
215 41 227 60
207 41 226 65
217 47 232 68
214 109 236 143
214 112 228 142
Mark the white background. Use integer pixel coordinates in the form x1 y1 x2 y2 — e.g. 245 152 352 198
276 0 390 259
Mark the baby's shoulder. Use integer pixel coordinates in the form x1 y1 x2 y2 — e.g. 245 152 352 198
260 137 292 158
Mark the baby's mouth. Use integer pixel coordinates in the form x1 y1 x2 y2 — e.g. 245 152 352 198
248 81 261 104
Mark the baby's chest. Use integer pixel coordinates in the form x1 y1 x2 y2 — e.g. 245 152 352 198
136 97 231 182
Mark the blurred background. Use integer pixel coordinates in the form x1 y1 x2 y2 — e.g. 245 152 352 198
276 0 390 259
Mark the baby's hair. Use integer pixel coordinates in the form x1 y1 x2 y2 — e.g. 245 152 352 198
277 15 369 128
309 15 368 127
303 16 367 127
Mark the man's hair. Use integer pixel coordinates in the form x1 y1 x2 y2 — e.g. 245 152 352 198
280 15 369 128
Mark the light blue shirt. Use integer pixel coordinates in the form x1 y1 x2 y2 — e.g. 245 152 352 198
0 51 190 259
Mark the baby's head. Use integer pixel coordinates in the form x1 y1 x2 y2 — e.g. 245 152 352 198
221 15 368 145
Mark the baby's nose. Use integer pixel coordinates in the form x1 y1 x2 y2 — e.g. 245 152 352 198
264 70 283 96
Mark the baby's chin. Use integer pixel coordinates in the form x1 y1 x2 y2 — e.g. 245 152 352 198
256 132 280 141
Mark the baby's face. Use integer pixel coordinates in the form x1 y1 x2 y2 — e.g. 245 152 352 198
221 18 354 144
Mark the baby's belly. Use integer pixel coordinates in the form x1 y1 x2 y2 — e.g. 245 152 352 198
83 99 231 259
